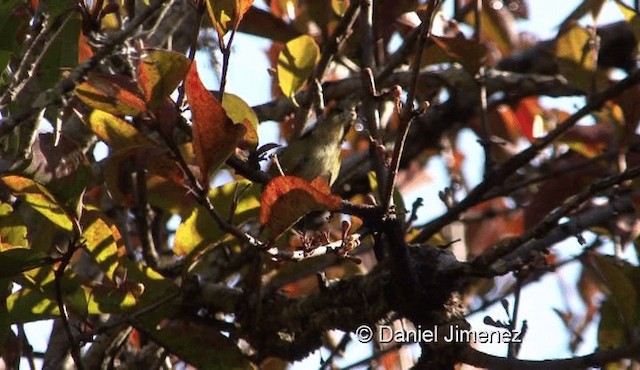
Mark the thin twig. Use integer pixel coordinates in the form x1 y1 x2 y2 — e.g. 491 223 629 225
473 0 493 174
507 275 522 358
53 238 85 370
318 333 352 370
176 3 205 109
360 1 387 196
17 324 37 370
133 167 160 269
217 27 238 102
382 0 439 210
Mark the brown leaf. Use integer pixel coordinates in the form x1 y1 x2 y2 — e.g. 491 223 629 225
185 61 246 188
260 176 342 240
430 34 487 75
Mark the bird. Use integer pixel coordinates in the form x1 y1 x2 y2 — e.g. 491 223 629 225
270 105 356 186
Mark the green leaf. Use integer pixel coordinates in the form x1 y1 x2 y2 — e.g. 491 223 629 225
277 35 320 99
0 248 49 279
0 176 74 232
5 287 59 323
222 92 259 150
80 110 155 150
598 298 628 349
0 0 28 69
137 49 191 110
39 13 81 89
143 320 251 370
174 180 260 257
206 0 254 41
0 203 28 247
589 253 638 342
556 23 598 93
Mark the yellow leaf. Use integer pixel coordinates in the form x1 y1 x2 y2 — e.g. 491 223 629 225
277 35 320 99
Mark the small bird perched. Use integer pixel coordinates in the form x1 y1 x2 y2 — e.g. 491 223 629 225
270 106 356 185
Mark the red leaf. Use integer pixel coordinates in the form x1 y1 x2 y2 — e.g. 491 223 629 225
514 97 543 141
185 61 247 188
260 176 342 240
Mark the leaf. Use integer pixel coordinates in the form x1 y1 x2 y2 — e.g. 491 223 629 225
137 49 191 110
0 203 27 248
0 247 49 279
514 97 543 141
0 176 74 232
523 153 606 228
588 253 637 331
39 13 81 89
185 62 247 187
598 299 627 349
19 133 90 205
260 176 342 240
174 180 261 257
145 320 250 370
103 144 185 212
616 1 640 53
277 35 320 99
80 110 154 150
206 0 254 41
221 92 259 150
81 208 127 282
464 198 524 256
556 23 598 93
463 4 516 56
429 35 487 75
331 0 349 15
0 0 28 73
237 6 301 42
5 287 59 323
560 123 614 158
74 73 146 116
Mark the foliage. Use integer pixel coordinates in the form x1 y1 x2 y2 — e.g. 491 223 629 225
1 0 640 369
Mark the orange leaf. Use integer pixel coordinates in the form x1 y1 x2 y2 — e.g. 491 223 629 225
514 97 543 141
78 33 93 63
260 176 341 240
185 62 246 188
